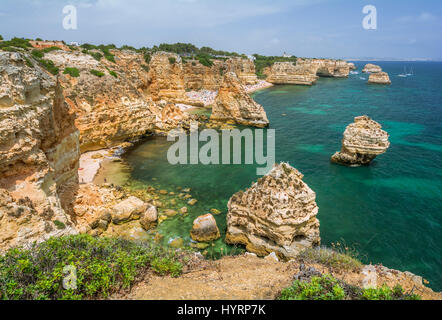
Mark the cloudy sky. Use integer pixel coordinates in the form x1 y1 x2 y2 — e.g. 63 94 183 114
0 0 441 59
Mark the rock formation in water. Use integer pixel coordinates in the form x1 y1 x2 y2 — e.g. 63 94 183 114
362 64 382 73
331 115 390 166
190 214 221 242
0 52 79 250
211 72 269 127
266 62 318 85
348 62 356 70
225 163 320 259
368 72 391 85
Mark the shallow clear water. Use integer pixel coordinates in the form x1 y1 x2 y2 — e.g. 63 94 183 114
104 62 442 290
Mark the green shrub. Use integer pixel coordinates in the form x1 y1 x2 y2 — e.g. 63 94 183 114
24 57 33 68
197 54 213 67
89 51 102 61
0 37 32 50
53 220 66 229
35 38 43 41
90 69 105 77
39 59 59 75
0 234 185 300
141 64 150 72
41 46 61 53
63 67 80 78
106 68 118 78
1 46 19 52
362 284 421 300
280 274 346 300
279 274 422 300
168 57 176 64
104 53 115 63
0 35 3 41
143 53 151 64
31 49 44 59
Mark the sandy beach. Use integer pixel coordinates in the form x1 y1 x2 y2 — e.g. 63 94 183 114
78 150 109 183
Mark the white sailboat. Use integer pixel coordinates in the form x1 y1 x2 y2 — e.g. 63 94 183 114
398 66 407 77
406 67 414 76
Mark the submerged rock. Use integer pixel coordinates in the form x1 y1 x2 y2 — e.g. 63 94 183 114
368 72 391 85
225 162 320 259
210 72 269 128
331 116 390 166
190 214 221 242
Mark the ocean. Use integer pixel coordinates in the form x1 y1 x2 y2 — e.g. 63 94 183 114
99 61 442 290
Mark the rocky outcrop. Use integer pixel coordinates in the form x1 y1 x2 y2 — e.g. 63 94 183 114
211 72 269 127
44 49 190 152
30 40 70 51
296 58 350 78
190 214 221 242
0 52 79 250
183 59 225 91
368 72 391 84
225 162 320 259
226 57 258 85
331 116 390 166
362 64 382 73
146 51 187 102
348 62 356 70
266 62 318 85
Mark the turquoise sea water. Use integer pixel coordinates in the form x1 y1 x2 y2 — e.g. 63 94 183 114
108 62 442 290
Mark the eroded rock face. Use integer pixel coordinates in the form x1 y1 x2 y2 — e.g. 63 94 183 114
266 62 318 85
147 51 187 103
368 72 391 85
183 59 225 91
44 49 190 152
211 72 269 127
225 162 320 259
0 52 79 250
190 214 220 242
226 57 258 85
362 64 382 73
331 116 390 166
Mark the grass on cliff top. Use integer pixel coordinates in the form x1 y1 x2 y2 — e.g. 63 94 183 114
279 274 421 300
298 243 363 271
0 234 187 300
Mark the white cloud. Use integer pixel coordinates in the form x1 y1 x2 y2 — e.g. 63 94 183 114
396 12 437 23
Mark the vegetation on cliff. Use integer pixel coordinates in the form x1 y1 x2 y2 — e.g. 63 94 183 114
63 67 80 78
0 235 187 300
253 54 298 79
279 274 421 300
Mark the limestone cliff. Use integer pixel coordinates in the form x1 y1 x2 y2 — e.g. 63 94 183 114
210 72 269 127
146 51 187 103
368 72 391 85
226 57 258 85
44 49 189 152
331 116 390 166
0 52 78 250
183 59 225 91
225 163 320 259
266 62 318 85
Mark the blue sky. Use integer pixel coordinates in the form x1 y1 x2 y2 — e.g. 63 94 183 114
0 0 441 59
